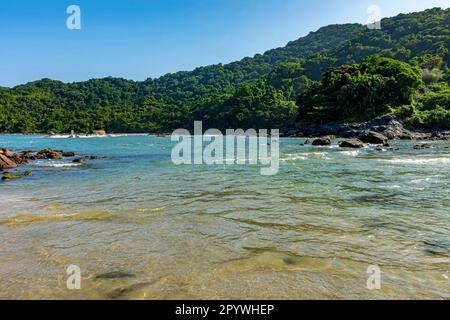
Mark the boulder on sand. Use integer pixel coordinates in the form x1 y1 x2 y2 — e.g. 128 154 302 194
312 136 332 146
358 131 389 145
339 139 364 149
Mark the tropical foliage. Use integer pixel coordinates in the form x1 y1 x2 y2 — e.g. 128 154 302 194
0 8 449 133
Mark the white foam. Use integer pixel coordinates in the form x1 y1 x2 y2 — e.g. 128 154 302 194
35 163 83 168
340 150 360 157
385 158 450 165
280 155 307 162
45 133 149 139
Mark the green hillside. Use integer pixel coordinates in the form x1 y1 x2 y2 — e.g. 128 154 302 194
0 7 448 133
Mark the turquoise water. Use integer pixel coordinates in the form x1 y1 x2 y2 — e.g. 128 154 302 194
0 134 449 299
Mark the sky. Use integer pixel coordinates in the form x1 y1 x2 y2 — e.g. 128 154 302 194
0 0 448 87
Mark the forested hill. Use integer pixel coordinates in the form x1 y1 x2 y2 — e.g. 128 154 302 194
145 23 364 103
0 8 449 133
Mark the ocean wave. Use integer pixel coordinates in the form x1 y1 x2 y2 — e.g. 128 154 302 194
280 155 307 162
46 133 150 139
339 150 360 157
385 158 450 165
35 162 84 168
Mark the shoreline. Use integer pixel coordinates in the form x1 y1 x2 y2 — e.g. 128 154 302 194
1 116 449 140
0 115 449 141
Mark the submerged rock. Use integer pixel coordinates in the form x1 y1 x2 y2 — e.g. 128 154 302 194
62 151 75 157
2 170 32 181
414 144 433 150
339 139 364 149
72 158 86 164
283 257 301 265
95 271 135 280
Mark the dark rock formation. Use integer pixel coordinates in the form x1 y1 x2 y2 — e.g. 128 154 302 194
358 131 389 145
72 158 86 164
35 148 63 160
88 155 106 160
339 139 364 148
62 151 75 157
414 144 433 150
282 114 450 140
312 137 332 146
0 148 19 170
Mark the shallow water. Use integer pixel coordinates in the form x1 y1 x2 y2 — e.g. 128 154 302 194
0 135 449 299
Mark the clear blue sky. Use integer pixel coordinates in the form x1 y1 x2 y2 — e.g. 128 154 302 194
0 0 448 87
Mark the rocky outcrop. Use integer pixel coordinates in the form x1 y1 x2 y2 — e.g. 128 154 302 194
34 148 63 160
339 139 364 148
0 148 19 170
358 131 389 145
282 114 450 140
312 136 332 146
1 147 103 180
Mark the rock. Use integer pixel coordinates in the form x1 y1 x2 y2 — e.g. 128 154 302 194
0 149 19 170
339 139 364 149
283 257 301 265
106 282 153 299
312 137 332 146
62 152 75 157
2 170 32 181
92 130 106 136
35 148 63 160
414 144 433 150
358 131 389 145
72 158 86 164
284 114 449 140
89 156 106 160
19 151 35 161
95 271 135 280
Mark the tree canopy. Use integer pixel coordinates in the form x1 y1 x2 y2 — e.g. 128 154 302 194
0 8 449 133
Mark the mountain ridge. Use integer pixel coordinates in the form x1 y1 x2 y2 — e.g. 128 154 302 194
0 7 448 133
